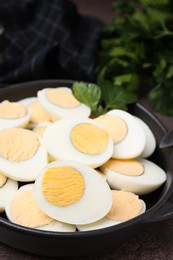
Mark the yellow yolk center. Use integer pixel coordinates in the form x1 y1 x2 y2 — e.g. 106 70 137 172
46 89 80 108
28 100 50 123
42 166 85 207
95 114 128 144
107 190 143 221
71 123 109 155
0 172 7 187
0 128 40 161
10 190 53 228
0 101 26 119
102 158 144 176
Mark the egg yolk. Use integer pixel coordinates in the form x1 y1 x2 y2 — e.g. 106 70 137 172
95 114 128 144
42 166 85 207
10 190 53 228
0 172 7 187
70 123 109 155
28 100 50 123
46 89 80 108
107 190 143 221
0 128 40 161
102 158 144 176
0 101 26 119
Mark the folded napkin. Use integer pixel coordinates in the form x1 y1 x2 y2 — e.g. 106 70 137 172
0 0 103 87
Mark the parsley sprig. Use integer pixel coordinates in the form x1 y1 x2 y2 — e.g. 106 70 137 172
95 0 173 116
72 81 137 117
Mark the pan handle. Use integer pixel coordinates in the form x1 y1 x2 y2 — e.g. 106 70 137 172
142 201 173 223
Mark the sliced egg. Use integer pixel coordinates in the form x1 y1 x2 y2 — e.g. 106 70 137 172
5 184 76 232
95 109 146 159
33 160 112 225
0 171 18 212
134 116 156 158
0 128 48 181
19 97 51 129
43 118 113 168
100 158 167 195
77 190 146 231
37 87 91 121
0 100 31 129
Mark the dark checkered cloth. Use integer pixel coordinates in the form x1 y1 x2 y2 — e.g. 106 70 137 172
0 0 103 87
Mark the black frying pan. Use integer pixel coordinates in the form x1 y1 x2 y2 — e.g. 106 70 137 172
0 79 173 258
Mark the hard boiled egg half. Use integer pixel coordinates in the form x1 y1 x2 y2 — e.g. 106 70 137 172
33 160 112 225
100 158 167 195
37 87 91 121
77 190 146 231
95 109 146 159
0 100 31 130
43 118 113 168
5 184 76 232
19 96 51 129
0 128 48 181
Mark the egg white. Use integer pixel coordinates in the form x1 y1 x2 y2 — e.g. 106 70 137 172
100 158 167 195
5 184 76 232
43 118 113 168
33 160 112 225
0 177 18 212
134 116 156 158
37 87 91 121
18 96 37 106
106 109 146 159
0 131 48 182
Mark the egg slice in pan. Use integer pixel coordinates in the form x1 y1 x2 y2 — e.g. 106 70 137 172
0 128 48 182
37 87 91 121
0 100 31 130
100 158 167 195
134 116 156 158
0 171 18 212
95 109 146 159
77 190 146 231
43 118 113 168
33 160 112 225
19 97 51 129
5 184 76 232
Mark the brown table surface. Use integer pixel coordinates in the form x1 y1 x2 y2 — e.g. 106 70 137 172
1 1 173 259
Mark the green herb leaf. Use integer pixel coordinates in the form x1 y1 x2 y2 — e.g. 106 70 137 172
98 80 138 112
95 0 173 115
148 83 173 115
72 82 101 114
166 65 173 79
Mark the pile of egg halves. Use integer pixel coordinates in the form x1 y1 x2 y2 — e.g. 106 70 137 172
0 86 167 232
